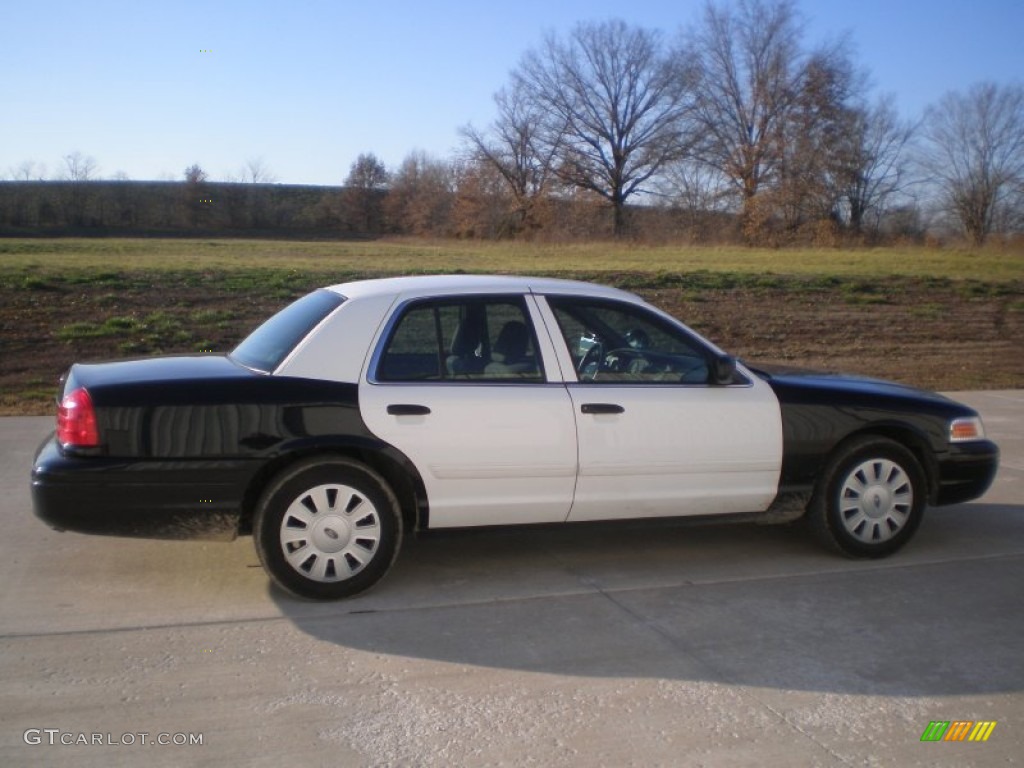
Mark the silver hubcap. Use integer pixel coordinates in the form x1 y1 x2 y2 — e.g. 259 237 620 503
838 459 913 543
279 484 381 582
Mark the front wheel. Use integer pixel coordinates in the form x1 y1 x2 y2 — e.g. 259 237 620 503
807 437 927 558
254 457 402 600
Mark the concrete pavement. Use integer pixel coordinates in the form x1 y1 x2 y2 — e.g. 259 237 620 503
1 391 1022 766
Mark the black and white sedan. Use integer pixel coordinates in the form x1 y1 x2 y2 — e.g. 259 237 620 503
32 275 999 599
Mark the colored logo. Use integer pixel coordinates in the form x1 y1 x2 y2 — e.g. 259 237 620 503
920 721 997 742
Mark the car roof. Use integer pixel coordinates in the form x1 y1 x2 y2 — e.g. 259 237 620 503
325 274 641 302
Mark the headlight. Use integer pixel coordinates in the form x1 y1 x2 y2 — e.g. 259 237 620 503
950 416 986 443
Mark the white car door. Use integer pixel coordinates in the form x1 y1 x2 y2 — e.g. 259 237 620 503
538 294 783 521
359 293 578 528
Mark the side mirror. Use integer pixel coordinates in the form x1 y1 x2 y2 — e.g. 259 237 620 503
711 354 737 385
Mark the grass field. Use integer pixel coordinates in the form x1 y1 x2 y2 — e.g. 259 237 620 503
2 237 1022 415
2 237 1023 281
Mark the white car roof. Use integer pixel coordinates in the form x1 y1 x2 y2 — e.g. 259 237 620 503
325 274 641 302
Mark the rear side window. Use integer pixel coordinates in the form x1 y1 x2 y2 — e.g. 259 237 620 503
231 289 344 373
376 296 544 383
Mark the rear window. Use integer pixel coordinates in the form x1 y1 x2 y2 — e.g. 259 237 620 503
230 289 344 373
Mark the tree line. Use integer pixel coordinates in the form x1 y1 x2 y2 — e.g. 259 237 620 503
4 1 1022 246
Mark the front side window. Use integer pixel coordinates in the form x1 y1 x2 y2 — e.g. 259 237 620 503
376 296 544 383
547 296 713 384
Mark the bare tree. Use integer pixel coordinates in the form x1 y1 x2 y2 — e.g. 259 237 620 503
775 45 861 232
342 153 390 233
241 156 277 183
9 160 47 181
832 96 916 236
182 164 211 227
184 163 208 184
56 151 100 226
218 159 278 227
384 150 455 236
659 160 735 240
686 0 802 214
461 80 562 234
921 81 1024 245
686 0 874 243
345 153 389 190
450 157 521 238
513 19 694 236
60 151 98 182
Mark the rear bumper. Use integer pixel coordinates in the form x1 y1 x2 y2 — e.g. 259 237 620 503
31 434 253 541
934 439 1000 506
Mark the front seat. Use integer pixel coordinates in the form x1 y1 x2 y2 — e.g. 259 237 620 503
484 321 536 377
447 321 485 376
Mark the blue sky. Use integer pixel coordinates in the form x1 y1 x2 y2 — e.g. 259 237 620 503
2 0 1021 185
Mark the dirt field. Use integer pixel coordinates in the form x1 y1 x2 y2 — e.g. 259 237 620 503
653 280 1023 390
2 269 1022 415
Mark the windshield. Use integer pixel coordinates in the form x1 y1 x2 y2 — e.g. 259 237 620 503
230 289 344 373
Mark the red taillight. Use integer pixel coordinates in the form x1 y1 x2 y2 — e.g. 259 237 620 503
57 388 99 448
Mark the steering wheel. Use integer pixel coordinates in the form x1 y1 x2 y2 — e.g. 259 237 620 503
603 348 641 372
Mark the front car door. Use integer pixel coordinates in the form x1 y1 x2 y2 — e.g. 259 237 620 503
359 292 578 527
538 294 783 521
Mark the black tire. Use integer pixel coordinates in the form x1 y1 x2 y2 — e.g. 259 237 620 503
807 436 926 558
253 457 402 600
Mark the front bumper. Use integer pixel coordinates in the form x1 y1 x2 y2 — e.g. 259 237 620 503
934 439 1000 506
31 434 251 541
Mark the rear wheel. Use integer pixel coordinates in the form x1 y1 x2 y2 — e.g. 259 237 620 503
254 457 402 599
807 437 926 558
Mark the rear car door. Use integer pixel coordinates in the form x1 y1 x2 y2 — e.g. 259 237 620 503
539 295 783 521
359 293 578 527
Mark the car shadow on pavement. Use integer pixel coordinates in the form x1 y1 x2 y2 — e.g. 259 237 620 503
270 504 1024 697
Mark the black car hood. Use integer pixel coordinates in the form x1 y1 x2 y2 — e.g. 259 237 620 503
748 362 954 406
